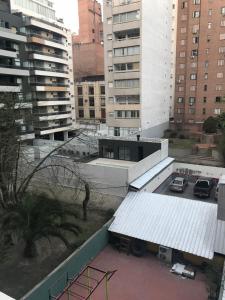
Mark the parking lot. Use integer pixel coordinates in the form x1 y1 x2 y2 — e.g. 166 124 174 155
155 174 217 203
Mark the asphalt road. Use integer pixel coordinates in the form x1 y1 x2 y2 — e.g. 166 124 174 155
154 175 217 204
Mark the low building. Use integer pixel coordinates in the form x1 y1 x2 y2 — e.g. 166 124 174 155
75 76 106 131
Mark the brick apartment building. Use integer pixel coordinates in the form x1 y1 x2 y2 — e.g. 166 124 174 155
174 0 225 134
72 0 104 80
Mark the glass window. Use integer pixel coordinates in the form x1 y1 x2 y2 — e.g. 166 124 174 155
119 146 130 161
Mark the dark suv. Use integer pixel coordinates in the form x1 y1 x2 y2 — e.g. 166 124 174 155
193 178 214 198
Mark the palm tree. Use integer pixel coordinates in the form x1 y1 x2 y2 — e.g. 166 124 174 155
0 194 81 258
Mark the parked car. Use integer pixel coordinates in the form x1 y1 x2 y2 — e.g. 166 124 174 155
193 178 214 198
169 177 188 193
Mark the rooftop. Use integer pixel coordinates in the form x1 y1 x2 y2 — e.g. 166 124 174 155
109 192 218 259
58 246 208 300
87 158 137 169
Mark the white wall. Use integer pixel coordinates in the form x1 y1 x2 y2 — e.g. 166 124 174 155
141 0 172 133
141 164 173 192
173 162 225 179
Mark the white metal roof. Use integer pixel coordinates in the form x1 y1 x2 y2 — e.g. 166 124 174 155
0 292 15 300
109 192 218 259
215 220 225 256
129 157 174 189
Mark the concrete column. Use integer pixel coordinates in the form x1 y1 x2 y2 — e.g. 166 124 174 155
49 133 54 140
63 131 68 141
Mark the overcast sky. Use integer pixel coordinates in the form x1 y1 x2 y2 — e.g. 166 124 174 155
54 0 103 33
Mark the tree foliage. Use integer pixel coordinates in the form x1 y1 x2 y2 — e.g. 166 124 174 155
0 194 81 257
203 117 218 134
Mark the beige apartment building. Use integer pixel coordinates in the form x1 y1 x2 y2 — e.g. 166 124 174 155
174 0 225 134
104 0 172 138
75 78 106 130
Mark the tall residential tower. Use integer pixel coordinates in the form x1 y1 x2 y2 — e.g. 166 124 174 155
174 0 225 134
104 0 172 137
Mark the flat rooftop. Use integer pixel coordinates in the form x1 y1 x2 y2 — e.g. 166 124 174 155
59 246 208 300
87 158 137 169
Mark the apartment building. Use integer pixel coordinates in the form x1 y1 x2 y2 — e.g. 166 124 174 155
75 76 106 130
104 0 172 138
10 0 75 141
174 0 225 133
0 0 34 140
170 0 178 120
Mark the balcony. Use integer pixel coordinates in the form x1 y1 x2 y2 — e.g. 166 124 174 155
28 33 64 45
0 47 17 58
0 27 27 42
27 50 66 60
35 123 73 135
30 82 69 87
35 97 71 106
30 66 68 73
0 64 29 76
0 82 20 92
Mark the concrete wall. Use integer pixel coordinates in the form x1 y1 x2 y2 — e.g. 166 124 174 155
173 162 225 179
141 163 173 193
21 220 111 300
128 150 162 182
141 0 171 134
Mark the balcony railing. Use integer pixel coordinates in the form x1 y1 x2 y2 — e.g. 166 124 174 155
30 82 69 87
27 50 67 59
0 47 17 52
0 82 19 86
0 64 28 70
36 97 70 101
34 111 70 116
35 123 72 131
28 33 65 45
29 66 68 74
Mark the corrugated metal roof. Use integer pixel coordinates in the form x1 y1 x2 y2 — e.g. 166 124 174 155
215 220 225 255
129 157 174 189
109 192 218 259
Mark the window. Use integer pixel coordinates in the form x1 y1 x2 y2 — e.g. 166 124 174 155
192 24 199 33
178 86 184 92
203 108 206 115
114 28 140 40
204 84 208 91
221 7 225 15
203 97 207 103
77 86 83 95
89 97 94 106
204 73 208 79
190 85 196 91
179 63 185 69
208 9 212 16
215 108 221 115
216 85 223 91
217 72 224 78
190 73 197 80
205 48 209 54
219 46 225 53
118 146 130 161
78 98 83 106
181 27 186 33
115 110 140 118
189 108 195 114
78 110 84 118
114 46 140 56
108 66 113 72
102 146 114 159
114 62 140 71
177 108 184 114
89 110 95 118
189 97 195 104
180 51 186 57
108 50 112 58
193 11 200 18
193 36 199 44
115 95 140 104
191 62 197 68
88 86 94 95
193 0 200 4
221 20 225 27
205 60 209 68
191 49 198 56
107 34 112 40
113 10 140 24
107 18 112 24
114 127 120 136
178 75 185 81
114 79 139 88
220 33 225 40
180 39 186 45
100 86 105 95
218 59 225 66
181 1 188 8
216 96 222 102
177 97 184 103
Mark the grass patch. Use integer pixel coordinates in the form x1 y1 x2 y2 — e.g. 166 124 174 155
169 138 196 149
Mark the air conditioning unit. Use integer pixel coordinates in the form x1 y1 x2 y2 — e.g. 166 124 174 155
158 245 173 263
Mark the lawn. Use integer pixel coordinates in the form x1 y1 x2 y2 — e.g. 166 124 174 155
0 204 110 299
169 138 196 149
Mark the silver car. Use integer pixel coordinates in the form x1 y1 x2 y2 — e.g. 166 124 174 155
169 177 188 193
